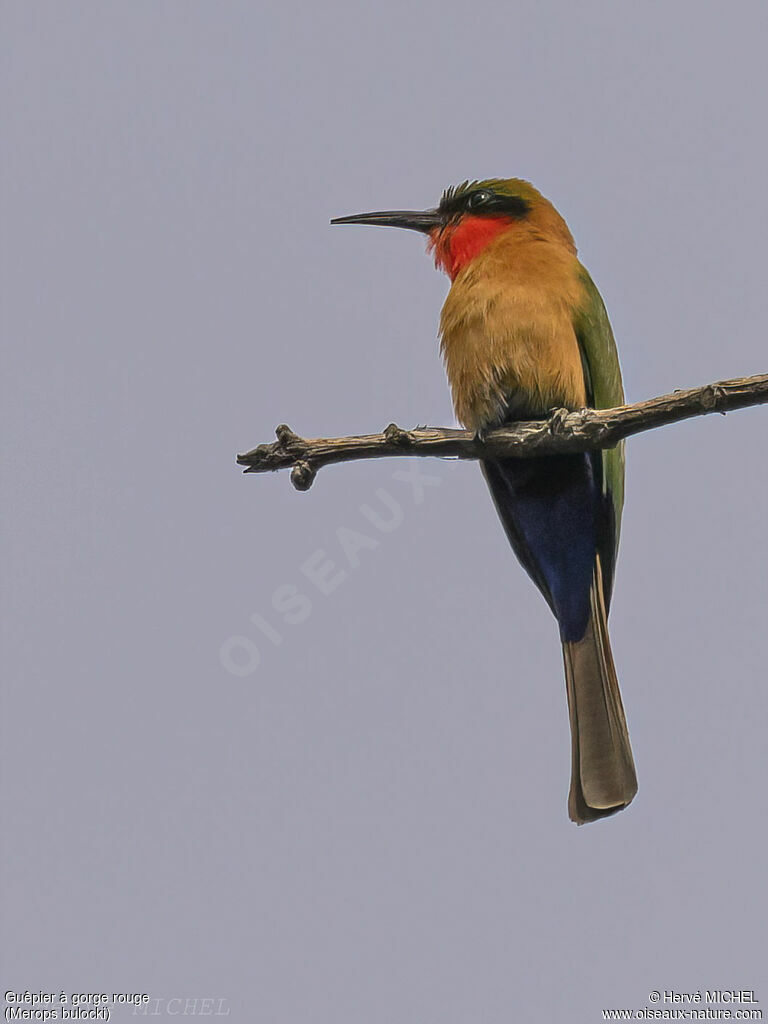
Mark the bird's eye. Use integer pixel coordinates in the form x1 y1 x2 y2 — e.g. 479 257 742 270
468 190 493 208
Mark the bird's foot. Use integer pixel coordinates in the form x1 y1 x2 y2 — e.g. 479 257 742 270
546 406 571 435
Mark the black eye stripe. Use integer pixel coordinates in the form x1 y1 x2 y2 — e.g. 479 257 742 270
438 187 530 220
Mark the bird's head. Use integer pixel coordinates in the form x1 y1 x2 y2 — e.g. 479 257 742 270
332 178 575 280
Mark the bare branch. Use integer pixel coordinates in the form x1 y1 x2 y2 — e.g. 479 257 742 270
237 373 768 490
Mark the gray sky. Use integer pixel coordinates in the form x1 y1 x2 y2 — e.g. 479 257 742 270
2 1 767 1021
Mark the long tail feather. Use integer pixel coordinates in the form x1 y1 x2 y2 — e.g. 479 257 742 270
563 568 637 823
481 455 636 823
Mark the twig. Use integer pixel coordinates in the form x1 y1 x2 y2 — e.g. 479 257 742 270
237 374 768 490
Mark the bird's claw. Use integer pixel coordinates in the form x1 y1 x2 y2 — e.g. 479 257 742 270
547 407 571 434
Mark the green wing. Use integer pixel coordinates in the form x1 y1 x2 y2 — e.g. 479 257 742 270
572 266 625 608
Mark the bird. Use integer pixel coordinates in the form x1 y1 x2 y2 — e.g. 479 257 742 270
331 178 637 824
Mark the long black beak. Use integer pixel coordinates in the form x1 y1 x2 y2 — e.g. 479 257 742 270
330 209 443 234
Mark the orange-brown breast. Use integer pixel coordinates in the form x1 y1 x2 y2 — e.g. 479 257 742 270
439 224 588 432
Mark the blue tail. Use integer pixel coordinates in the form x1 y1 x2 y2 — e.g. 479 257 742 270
482 453 637 823
481 453 599 642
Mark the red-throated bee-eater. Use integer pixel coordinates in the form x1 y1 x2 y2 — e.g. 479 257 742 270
332 178 637 824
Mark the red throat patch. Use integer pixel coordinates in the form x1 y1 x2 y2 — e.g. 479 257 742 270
429 215 514 280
